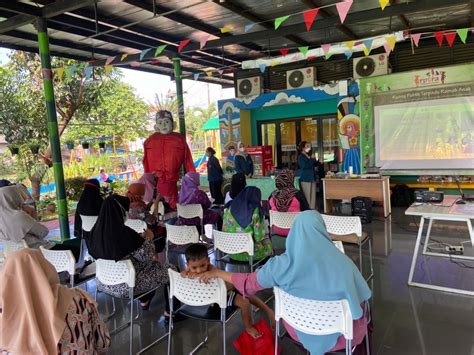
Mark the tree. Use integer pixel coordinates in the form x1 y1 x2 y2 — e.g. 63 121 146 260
62 81 150 145
0 51 116 199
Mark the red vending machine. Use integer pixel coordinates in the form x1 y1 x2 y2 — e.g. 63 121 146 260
247 146 274 177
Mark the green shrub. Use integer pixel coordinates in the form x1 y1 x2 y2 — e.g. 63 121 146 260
65 177 87 201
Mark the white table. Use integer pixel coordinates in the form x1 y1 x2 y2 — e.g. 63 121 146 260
405 196 474 296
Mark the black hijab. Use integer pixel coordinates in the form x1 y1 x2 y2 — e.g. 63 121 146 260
74 179 103 238
230 173 247 199
230 186 264 229
89 194 145 261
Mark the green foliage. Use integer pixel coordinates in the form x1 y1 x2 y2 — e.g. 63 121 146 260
63 153 136 180
65 177 87 201
62 81 149 144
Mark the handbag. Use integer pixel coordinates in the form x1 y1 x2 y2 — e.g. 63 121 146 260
234 319 281 355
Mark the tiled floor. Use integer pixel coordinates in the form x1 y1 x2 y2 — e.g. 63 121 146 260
3 206 474 354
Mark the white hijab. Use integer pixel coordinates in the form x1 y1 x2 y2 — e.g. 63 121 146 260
0 186 37 242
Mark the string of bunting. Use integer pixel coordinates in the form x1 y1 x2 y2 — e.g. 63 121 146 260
51 0 473 82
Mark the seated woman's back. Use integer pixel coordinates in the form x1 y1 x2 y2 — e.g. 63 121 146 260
0 249 110 354
223 186 272 261
268 169 309 236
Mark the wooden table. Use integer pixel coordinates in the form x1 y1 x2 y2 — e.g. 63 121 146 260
322 177 391 217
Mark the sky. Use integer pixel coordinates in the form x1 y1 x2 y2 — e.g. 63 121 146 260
0 47 234 110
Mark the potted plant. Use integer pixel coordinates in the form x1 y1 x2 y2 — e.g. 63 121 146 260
81 141 90 149
66 140 75 150
8 144 19 155
29 142 41 154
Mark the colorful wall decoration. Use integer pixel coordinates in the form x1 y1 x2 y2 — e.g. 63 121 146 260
359 62 474 174
217 82 360 171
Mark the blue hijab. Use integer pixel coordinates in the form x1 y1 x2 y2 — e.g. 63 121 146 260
229 186 263 229
257 211 371 354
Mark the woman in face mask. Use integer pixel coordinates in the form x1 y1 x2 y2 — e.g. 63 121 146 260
297 141 318 209
234 141 254 178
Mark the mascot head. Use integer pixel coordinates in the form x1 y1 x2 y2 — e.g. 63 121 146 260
154 110 174 134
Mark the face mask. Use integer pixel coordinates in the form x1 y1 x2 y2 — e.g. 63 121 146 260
239 147 245 152
305 147 311 153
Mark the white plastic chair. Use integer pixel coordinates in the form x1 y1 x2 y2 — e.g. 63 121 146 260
40 246 76 287
165 224 200 262
321 214 373 281
167 269 237 355
333 241 346 254
213 230 255 272
124 219 148 233
80 215 98 232
3 239 28 257
274 287 353 355
95 258 138 355
269 210 300 235
176 203 204 234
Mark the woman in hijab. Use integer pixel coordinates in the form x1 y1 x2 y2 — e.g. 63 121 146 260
223 185 272 262
269 169 309 236
0 186 80 258
138 172 157 205
178 172 222 229
89 194 171 309
234 142 254 178
74 179 103 239
224 172 247 205
198 211 371 354
0 249 110 354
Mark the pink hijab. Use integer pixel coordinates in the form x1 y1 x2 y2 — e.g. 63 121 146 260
138 173 157 204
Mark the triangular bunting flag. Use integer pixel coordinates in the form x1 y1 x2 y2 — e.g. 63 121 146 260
84 65 93 79
445 32 456 47
344 51 353 59
363 39 373 52
200 35 210 49
105 65 113 75
206 71 213 77
434 31 445 46
178 39 191 53
259 64 266 73
271 61 280 67
411 33 421 47
321 44 331 55
244 23 256 33
193 73 200 81
57 67 64 81
155 45 167 56
307 55 316 61
68 65 76 78
303 8 319 32
220 26 231 33
274 15 290 29
280 48 289 56
140 48 152 61
217 69 224 75
457 28 468 44
385 35 396 50
383 42 392 55
324 52 333 60
379 0 389 11
335 0 353 24
291 54 300 60
298 46 309 57
121 54 128 61
344 41 354 51
363 47 370 56
105 56 115 65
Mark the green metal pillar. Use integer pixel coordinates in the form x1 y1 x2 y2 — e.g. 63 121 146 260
36 18 70 240
172 57 186 135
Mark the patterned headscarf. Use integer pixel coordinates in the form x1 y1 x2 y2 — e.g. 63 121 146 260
271 169 299 212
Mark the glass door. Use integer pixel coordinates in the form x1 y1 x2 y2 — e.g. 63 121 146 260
322 117 339 172
280 121 297 169
261 123 277 166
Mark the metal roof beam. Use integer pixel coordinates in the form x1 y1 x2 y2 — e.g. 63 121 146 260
0 0 96 34
212 0 310 46
123 0 265 53
179 0 469 52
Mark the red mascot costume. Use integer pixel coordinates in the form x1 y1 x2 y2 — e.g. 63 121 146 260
143 110 195 209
